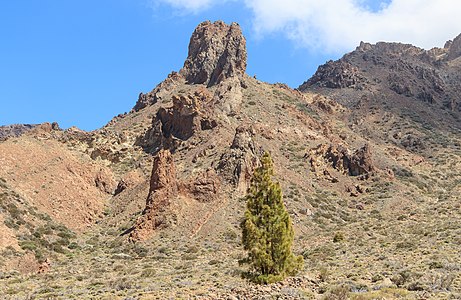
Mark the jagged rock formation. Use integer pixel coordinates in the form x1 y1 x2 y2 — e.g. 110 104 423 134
136 88 217 153
180 20 247 87
216 124 260 193
308 143 376 179
132 20 247 116
130 150 178 241
133 72 184 111
114 170 144 196
0 124 37 140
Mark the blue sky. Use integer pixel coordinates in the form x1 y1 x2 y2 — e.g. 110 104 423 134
1 0 460 130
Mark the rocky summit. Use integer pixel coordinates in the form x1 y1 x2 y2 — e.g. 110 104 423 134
2 20 461 299
181 20 247 87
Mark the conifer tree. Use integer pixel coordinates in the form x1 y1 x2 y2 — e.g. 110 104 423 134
241 152 303 283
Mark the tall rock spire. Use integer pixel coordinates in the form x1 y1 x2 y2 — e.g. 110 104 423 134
180 20 247 87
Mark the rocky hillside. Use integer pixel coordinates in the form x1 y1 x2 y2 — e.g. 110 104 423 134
1 21 461 299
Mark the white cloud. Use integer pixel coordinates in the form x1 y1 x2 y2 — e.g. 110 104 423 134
155 0 461 53
155 0 216 13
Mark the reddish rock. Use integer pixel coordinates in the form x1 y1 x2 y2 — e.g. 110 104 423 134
114 170 144 196
130 150 178 241
38 258 51 274
94 168 116 194
183 169 221 203
349 144 376 176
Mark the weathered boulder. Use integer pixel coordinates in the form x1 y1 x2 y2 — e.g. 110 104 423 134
388 73 413 97
180 20 247 87
213 76 244 115
114 169 144 196
349 144 376 176
94 168 117 194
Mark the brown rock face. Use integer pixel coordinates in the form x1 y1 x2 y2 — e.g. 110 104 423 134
216 124 260 193
349 144 376 176
180 21 247 87
308 143 376 178
182 169 221 203
94 168 116 194
136 88 217 153
130 150 178 241
114 170 144 196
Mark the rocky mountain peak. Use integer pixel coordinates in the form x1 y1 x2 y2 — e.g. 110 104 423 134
180 20 247 87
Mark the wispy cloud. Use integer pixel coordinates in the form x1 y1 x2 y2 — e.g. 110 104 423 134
153 0 217 13
154 0 461 53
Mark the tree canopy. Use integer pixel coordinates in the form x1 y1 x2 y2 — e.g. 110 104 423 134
241 152 303 283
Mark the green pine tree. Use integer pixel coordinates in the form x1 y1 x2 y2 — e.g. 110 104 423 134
241 151 303 284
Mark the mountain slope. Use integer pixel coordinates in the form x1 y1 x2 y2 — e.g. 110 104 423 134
1 21 461 299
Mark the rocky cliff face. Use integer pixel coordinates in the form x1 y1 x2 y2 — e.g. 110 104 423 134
135 87 217 153
301 60 365 89
180 20 247 87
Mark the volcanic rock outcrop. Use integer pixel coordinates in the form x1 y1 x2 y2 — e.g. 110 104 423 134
216 125 260 193
0 122 61 141
308 143 376 179
180 20 247 87
182 169 221 203
136 88 217 153
130 149 178 241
